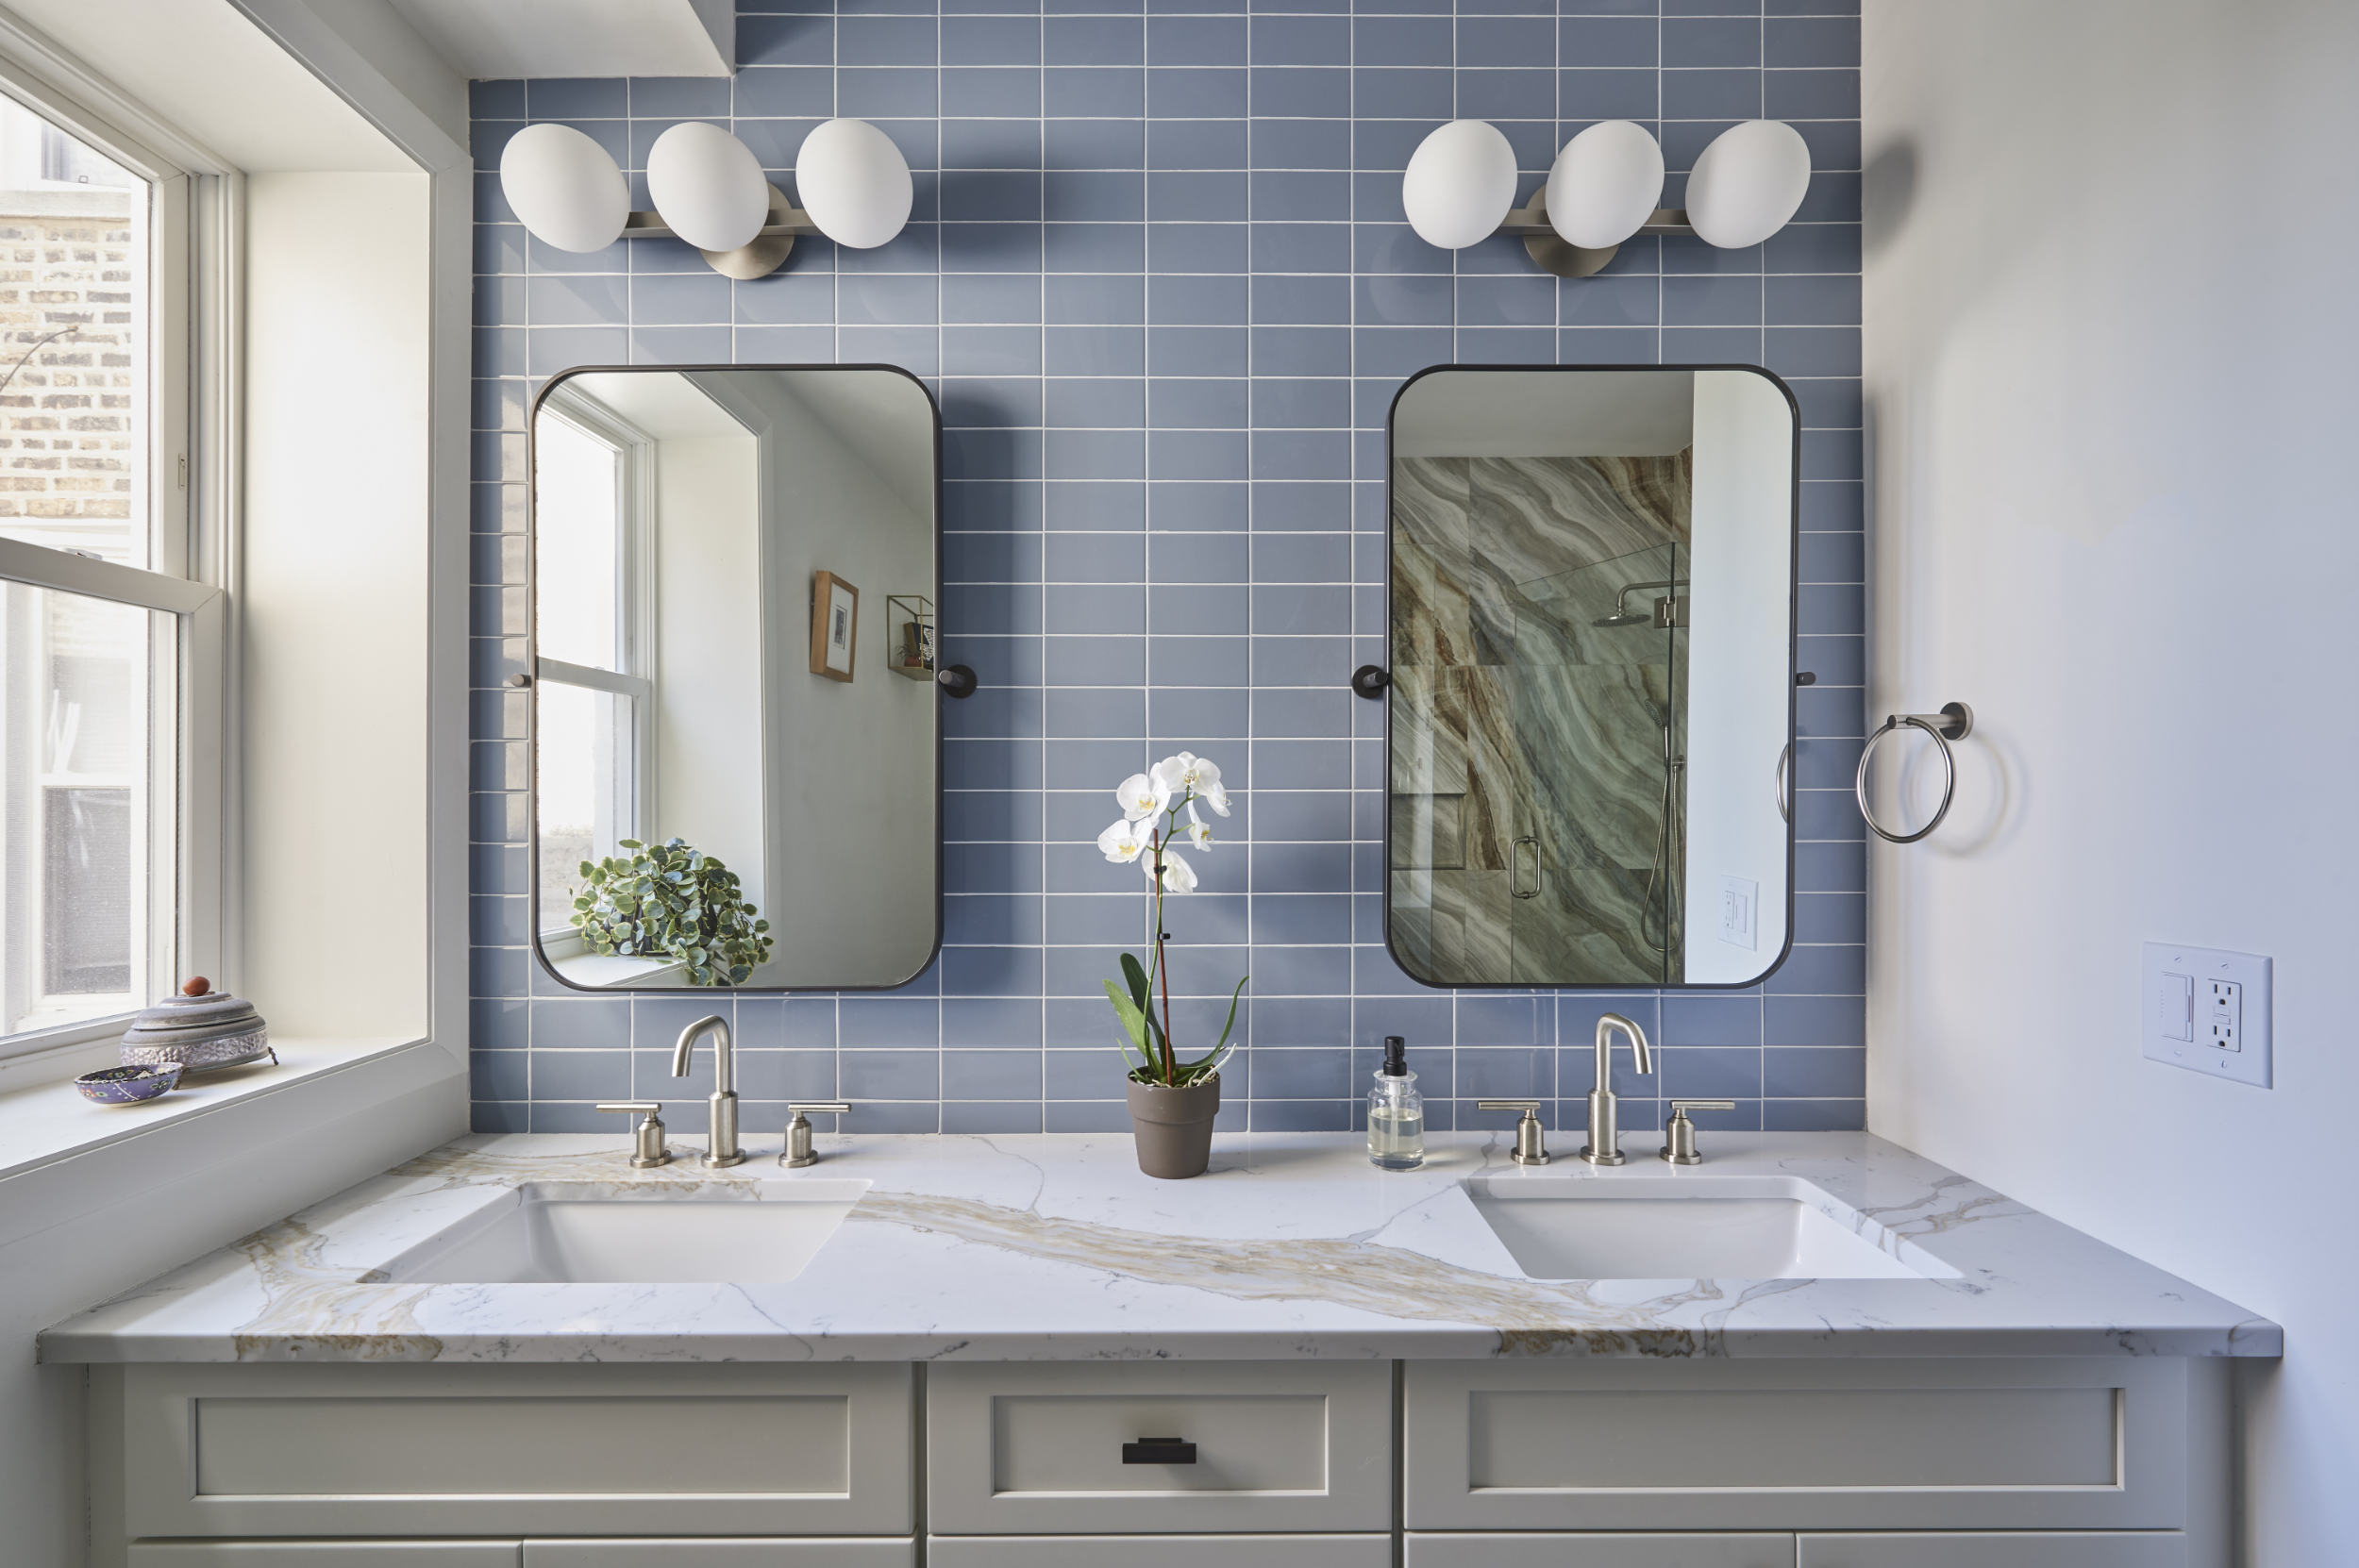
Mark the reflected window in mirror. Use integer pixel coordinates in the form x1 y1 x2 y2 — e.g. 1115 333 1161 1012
531 395 654 946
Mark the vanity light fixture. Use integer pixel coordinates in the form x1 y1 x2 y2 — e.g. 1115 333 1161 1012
498 117 913 281
1403 118 1814 278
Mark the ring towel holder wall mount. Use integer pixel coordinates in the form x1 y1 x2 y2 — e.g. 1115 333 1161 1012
1854 703 1975 844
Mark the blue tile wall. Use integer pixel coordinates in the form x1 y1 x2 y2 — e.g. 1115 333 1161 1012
470 0 1866 1141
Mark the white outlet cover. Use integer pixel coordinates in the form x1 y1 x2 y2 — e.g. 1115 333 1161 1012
1718 876 1759 950
2142 942 2271 1089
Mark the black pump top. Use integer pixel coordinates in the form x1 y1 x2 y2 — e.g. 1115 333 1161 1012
1382 1036 1408 1076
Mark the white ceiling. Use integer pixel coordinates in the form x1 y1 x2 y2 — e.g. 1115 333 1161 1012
1 0 418 173
388 0 732 79
1395 371 1698 458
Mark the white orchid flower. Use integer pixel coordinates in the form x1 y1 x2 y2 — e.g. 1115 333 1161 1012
1116 771 1170 823
1097 816 1149 863
1153 751 1221 799
1149 851 1198 893
1197 779 1231 818
1183 802 1214 850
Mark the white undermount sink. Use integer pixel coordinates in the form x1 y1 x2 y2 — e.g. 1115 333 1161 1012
1465 1175 1960 1281
366 1180 868 1285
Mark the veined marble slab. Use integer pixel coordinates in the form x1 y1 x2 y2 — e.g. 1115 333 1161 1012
38 1132 2278 1365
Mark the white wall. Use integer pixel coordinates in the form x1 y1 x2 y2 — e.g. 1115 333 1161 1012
243 172 435 1040
711 373 935 989
1682 371 1794 984
1862 2 2359 1560
652 433 764 912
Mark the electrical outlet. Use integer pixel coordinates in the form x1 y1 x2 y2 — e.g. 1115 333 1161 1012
2142 942 2271 1088
1717 876 1758 950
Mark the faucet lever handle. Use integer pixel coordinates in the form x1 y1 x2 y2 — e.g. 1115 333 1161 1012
594 1102 672 1170
782 1103 853 1170
1476 1101 1550 1167
1661 1101 1734 1166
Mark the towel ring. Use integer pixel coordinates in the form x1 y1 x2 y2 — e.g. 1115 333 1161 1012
1855 702 1974 844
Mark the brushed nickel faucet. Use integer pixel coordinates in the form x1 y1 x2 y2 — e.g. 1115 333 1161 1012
671 1014 745 1168
1578 1012 1653 1167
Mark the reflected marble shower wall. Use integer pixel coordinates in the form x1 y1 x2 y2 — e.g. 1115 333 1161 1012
1392 455 1690 988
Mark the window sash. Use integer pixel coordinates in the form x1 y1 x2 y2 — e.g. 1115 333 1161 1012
0 55 217 1065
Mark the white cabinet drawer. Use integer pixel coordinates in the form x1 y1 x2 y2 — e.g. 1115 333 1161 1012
1405 1359 2188 1534
929 1535 1391 1568
1408 1533 1795 1567
523 1542 913 1567
129 1548 519 1567
926 1361 1392 1535
1797 1533 2187 1568
118 1363 913 1540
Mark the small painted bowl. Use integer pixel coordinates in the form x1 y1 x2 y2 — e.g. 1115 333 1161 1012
75 1062 183 1106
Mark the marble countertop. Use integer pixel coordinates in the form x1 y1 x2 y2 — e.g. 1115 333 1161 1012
39 1129 2279 1364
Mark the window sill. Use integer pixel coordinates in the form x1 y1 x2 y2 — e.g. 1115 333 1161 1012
548 950 688 989
0 1035 439 1185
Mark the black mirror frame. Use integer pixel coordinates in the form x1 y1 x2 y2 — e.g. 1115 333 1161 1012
523 363 946 995
1378 362 1802 993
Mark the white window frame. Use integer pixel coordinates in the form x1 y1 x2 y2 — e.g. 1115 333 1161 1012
532 383 657 946
0 49 234 1068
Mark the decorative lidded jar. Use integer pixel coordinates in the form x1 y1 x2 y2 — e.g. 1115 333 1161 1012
120 978 275 1073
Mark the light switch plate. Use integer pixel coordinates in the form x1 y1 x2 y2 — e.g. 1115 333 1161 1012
2142 942 2271 1088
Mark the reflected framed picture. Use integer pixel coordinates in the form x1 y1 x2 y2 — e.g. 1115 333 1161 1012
811 571 859 682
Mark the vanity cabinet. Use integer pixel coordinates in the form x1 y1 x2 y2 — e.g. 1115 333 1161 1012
1405 1358 2202 1534
99 1363 912 1542
91 1357 2227 1568
925 1360 1392 1536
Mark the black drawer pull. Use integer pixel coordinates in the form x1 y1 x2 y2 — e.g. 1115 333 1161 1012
1122 1437 1196 1464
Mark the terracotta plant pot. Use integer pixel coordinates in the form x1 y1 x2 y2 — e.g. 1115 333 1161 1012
1126 1074 1221 1179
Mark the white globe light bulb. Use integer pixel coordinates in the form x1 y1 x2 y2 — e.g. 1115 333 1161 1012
1545 121 1665 250
646 122 771 253
795 119 913 250
497 123 628 254
1400 120 1518 250
1684 120 1814 249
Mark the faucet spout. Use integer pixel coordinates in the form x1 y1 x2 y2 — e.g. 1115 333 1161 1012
671 1014 744 1167
1580 1011 1653 1167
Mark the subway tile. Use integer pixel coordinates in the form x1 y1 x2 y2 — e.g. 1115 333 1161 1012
469 19 1862 1120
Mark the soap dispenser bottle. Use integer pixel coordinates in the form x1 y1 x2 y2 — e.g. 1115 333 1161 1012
1367 1035 1425 1171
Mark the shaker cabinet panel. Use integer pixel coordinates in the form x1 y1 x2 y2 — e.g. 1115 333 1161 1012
127 1548 519 1567
1408 1533 1795 1567
1797 1533 2188 1568
119 1363 914 1540
1405 1359 2189 1534
929 1535 1392 1568
524 1542 914 1567
927 1360 1393 1535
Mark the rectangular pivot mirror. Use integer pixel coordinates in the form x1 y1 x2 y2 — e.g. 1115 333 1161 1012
1387 366 1797 990
529 366 941 991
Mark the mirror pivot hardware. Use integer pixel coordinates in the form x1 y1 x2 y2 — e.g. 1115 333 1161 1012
1476 1100 1549 1166
1123 1438 1197 1465
594 1101 671 1168
1350 664 1391 699
1660 1100 1736 1166
937 662 979 699
784 1102 854 1168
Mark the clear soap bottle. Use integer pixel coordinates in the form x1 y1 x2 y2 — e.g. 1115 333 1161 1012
1368 1035 1425 1171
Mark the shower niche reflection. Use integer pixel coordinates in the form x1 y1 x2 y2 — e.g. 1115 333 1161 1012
1386 367 1797 990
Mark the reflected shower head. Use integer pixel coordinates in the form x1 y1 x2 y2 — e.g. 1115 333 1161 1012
1593 577 1691 630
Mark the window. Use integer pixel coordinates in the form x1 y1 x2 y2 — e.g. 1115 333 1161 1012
531 392 653 941
0 80 209 1058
